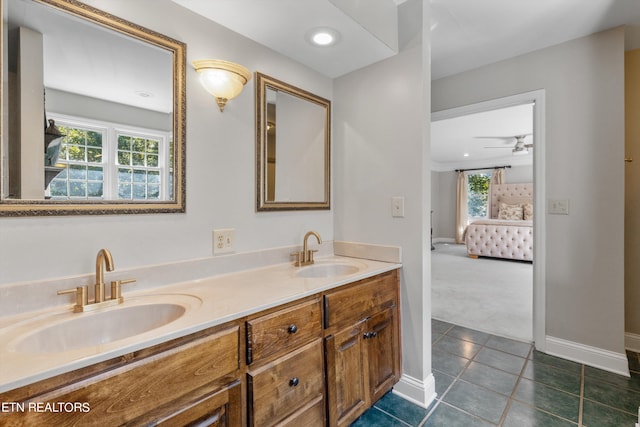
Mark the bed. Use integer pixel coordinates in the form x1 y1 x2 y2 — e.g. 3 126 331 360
465 183 533 262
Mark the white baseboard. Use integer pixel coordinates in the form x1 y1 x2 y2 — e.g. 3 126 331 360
392 373 437 409
433 238 456 244
625 332 640 353
546 335 630 377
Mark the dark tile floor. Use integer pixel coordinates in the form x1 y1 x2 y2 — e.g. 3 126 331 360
351 319 640 426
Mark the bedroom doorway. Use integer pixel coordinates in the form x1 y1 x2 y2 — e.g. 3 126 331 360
430 90 546 347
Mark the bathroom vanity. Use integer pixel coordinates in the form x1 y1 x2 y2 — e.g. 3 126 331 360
0 259 401 427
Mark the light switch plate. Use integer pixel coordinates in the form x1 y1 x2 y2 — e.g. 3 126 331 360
548 199 569 215
391 196 405 217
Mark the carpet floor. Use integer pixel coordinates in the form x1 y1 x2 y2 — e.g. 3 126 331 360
431 242 533 342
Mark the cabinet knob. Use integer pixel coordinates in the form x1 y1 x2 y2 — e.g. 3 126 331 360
289 377 299 387
364 331 378 339
287 324 298 334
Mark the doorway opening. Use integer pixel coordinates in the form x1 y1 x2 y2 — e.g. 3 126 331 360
430 90 546 349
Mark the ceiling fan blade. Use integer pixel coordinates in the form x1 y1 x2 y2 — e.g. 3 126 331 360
475 136 515 142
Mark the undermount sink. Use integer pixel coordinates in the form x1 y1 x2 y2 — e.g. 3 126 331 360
296 262 361 278
12 295 199 354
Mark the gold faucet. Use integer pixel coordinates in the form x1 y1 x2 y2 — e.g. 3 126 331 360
293 231 322 266
95 248 114 303
58 248 135 312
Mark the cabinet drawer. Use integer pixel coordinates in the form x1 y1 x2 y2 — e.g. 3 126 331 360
3 325 241 426
279 395 325 427
247 298 322 364
248 339 324 427
324 271 398 330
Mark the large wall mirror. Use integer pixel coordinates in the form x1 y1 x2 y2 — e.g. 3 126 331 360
255 72 330 211
0 0 186 216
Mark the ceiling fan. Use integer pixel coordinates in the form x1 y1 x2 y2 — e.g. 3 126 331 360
476 134 533 154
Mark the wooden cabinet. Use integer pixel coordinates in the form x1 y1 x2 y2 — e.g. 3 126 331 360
323 270 401 427
0 324 243 427
0 269 400 427
246 298 325 427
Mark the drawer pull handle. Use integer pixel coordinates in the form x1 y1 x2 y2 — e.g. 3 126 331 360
364 331 378 339
287 324 298 334
289 377 300 387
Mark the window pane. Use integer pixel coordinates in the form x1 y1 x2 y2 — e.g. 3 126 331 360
69 181 87 197
132 183 146 199
118 135 131 151
87 166 103 181
147 185 160 199
86 147 102 163
68 165 87 180
87 182 103 198
132 153 145 166
50 180 67 196
467 173 491 218
68 146 86 162
147 154 158 167
118 151 131 166
148 170 160 183
86 131 102 147
118 183 132 199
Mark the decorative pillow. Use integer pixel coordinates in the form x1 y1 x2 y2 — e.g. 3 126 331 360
498 202 524 220
523 203 533 220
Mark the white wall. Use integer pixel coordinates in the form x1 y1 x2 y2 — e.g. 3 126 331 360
432 28 626 354
334 0 432 402
0 0 334 284
47 89 172 132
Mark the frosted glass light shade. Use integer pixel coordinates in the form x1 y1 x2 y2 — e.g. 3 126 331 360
192 59 251 112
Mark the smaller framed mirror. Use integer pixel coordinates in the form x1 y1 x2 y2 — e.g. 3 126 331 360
255 72 330 211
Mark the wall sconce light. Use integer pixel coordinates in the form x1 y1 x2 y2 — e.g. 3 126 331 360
192 59 251 112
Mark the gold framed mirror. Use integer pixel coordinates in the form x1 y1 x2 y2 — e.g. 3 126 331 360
255 72 330 211
0 0 186 216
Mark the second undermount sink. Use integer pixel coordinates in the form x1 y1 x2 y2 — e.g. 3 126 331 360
296 262 362 278
12 295 200 354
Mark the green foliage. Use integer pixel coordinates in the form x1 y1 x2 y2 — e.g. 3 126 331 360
467 173 491 218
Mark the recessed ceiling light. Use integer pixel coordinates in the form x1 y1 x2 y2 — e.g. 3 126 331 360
306 27 341 47
463 153 470 157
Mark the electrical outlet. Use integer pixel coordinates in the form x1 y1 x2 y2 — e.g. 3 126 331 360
213 228 235 254
548 199 569 215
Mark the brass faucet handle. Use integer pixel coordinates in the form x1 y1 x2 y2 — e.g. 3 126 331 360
57 286 89 312
291 251 304 267
307 249 318 265
110 278 136 303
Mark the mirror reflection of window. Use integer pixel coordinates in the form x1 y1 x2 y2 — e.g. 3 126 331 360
48 116 171 201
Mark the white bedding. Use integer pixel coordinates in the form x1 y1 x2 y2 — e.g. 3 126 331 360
463 182 534 262
465 218 533 261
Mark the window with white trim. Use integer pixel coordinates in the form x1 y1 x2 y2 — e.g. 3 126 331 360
48 115 171 201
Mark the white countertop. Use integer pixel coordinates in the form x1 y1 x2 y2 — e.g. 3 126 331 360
0 255 401 393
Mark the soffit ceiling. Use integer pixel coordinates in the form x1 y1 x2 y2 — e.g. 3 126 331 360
172 0 640 80
172 0 640 170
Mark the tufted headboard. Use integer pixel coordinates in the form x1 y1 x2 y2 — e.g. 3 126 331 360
489 183 533 219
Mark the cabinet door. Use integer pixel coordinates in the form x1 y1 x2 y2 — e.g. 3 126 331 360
365 307 400 403
154 380 242 427
325 321 370 427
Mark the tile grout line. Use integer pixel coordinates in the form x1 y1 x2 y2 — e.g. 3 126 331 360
423 325 495 426
578 364 585 426
370 407 413 427
496 344 534 426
